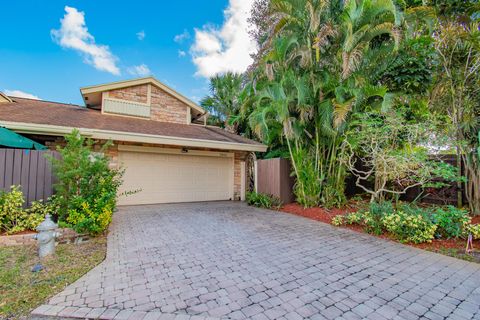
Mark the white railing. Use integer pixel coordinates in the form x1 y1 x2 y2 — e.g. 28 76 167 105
103 98 150 118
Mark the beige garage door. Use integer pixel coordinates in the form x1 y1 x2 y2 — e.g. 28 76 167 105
117 150 233 205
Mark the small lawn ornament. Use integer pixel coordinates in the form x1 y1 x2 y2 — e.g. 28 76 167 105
33 214 60 258
466 233 474 255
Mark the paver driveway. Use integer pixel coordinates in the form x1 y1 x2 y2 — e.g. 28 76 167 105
33 202 480 320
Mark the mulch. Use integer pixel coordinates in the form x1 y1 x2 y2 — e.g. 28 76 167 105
280 203 357 224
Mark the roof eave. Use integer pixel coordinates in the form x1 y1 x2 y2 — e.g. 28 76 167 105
0 120 268 153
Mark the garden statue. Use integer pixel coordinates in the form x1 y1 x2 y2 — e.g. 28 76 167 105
33 214 60 258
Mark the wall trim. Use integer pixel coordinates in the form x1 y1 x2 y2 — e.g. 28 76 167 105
118 145 234 158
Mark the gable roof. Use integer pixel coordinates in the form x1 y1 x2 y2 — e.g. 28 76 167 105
0 97 266 152
0 92 12 103
80 77 205 114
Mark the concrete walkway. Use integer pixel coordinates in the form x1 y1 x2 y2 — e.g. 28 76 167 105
32 202 480 319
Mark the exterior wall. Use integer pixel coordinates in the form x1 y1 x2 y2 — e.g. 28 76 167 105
103 84 189 124
150 86 188 124
107 84 148 104
39 136 246 202
234 152 247 200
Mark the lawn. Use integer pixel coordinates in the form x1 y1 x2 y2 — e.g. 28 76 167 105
0 236 107 319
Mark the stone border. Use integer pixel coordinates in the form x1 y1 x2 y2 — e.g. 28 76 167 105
31 304 220 320
0 228 89 247
0 231 36 246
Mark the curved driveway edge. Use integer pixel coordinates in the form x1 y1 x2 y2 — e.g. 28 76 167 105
32 202 480 319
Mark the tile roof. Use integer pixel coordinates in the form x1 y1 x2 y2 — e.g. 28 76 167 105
0 97 262 146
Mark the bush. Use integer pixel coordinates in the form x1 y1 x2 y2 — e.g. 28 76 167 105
333 202 477 244
0 186 26 234
466 224 480 239
382 211 437 243
49 130 123 235
246 192 282 210
0 186 50 234
364 201 394 235
431 206 470 239
331 215 344 226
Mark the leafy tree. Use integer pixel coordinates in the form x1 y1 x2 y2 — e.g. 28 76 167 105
342 111 456 202
49 130 123 234
431 22 480 214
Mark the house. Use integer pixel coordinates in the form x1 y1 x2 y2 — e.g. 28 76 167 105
0 77 267 205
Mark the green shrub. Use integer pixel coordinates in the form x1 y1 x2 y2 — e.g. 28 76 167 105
466 224 480 239
431 206 470 239
0 186 26 234
49 130 123 235
363 201 394 235
246 192 282 210
0 186 50 234
397 203 433 217
382 211 437 243
331 215 344 226
331 201 478 244
345 212 362 224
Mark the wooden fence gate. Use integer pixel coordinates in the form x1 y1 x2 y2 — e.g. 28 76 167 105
0 148 60 206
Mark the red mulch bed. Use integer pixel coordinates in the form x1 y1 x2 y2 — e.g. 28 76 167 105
280 202 480 263
281 203 357 224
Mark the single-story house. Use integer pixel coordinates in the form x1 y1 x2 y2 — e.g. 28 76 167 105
0 77 267 205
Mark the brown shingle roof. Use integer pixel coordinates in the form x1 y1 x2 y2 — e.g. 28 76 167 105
0 97 262 146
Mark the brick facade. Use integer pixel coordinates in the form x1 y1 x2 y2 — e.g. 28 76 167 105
150 86 188 124
234 152 247 200
104 84 189 124
108 84 148 104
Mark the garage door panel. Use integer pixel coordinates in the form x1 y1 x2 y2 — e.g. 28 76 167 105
118 151 232 205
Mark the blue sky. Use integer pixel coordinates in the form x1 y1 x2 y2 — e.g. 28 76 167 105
0 0 256 105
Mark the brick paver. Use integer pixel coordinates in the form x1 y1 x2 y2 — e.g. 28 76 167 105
31 202 480 319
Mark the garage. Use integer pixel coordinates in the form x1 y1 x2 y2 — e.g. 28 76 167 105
117 147 234 205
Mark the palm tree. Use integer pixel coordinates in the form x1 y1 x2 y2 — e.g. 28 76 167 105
200 72 243 133
340 0 403 79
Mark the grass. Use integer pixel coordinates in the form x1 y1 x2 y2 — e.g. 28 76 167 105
426 247 478 263
0 236 107 320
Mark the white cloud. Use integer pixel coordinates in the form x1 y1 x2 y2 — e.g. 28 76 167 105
127 64 152 77
190 95 201 103
174 30 190 43
4 89 40 100
136 30 146 40
178 50 186 57
190 0 257 78
51 6 120 75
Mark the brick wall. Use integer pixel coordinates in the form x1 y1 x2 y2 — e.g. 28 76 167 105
105 84 189 124
108 84 148 103
234 152 247 200
150 86 188 124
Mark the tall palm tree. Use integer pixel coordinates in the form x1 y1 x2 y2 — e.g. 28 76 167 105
200 72 243 132
340 0 403 79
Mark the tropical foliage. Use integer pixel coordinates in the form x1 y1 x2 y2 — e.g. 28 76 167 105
202 0 480 214
246 191 283 210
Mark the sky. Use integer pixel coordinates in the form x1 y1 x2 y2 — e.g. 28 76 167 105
0 0 257 105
